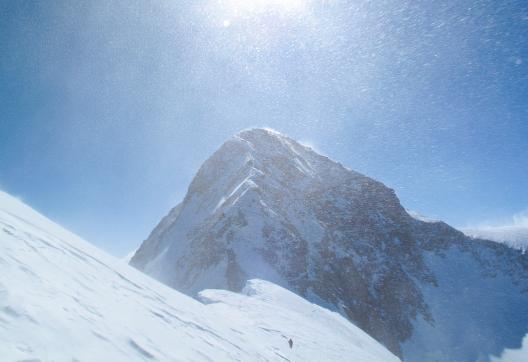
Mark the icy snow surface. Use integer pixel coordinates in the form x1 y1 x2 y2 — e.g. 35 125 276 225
0 190 398 362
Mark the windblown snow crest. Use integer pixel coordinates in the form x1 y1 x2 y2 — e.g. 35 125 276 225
131 128 528 362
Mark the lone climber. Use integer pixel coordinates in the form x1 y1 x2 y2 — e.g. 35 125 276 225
288 338 293 349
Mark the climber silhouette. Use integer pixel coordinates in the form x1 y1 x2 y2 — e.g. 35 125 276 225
288 338 293 349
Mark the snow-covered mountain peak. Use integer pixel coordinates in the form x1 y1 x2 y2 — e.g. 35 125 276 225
182 127 395 222
205 127 363 187
131 130 528 361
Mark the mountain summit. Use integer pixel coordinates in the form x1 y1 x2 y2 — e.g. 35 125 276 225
131 128 528 361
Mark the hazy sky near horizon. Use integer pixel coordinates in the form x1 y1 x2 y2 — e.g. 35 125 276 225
1 0 527 255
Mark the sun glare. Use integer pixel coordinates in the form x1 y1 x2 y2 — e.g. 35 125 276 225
223 0 306 16
217 0 307 28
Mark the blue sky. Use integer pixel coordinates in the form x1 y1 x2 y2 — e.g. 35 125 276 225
1 0 527 256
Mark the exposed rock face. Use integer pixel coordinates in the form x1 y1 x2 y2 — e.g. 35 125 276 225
131 129 528 361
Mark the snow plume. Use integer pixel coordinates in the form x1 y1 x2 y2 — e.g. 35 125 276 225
513 210 528 226
462 209 528 251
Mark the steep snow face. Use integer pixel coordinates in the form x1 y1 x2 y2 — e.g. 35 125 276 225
0 190 399 362
131 128 528 361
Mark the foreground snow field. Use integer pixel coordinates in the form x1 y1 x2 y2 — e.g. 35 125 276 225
0 190 399 362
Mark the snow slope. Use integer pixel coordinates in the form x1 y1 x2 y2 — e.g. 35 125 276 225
200 279 397 362
0 190 399 362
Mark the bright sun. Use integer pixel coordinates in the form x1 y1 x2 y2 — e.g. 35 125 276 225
223 0 306 16
218 0 307 28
